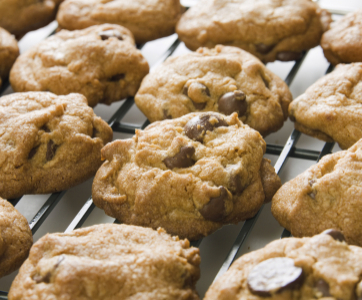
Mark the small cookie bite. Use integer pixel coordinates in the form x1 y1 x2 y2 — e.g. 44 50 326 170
289 63 362 150
0 198 32 278
57 0 183 44
271 138 362 247
0 0 64 38
8 224 201 300
204 230 362 299
92 112 281 240
321 9 362 65
0 92 113 199
0 27 19 88
135 45 292 137
176 0 331 63
10 24 149 107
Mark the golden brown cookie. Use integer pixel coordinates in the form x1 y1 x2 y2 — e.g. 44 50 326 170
57 0 183 44
271 138 362 247
135 45 292 137
205 230 362 299
92 112 281 240
10 24 149 107
0 92 113 199
0 27 19 88
8 224 200 300
289 63 362 150
321 9 362 65
0 198 32 278
0 0 64 38
176 0 331 63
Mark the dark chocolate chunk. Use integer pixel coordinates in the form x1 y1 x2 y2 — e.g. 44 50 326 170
46 140 58 161
28 146 39 160
110 73 125 82
321 229 346 243
255 43 275 54
315 279 331 297
184 114 228 142
218 90 247 117
247 257 304 297
199 187 229 222
229 174 244 195
163 145 195 169
276 51 303 61
99 30 123 41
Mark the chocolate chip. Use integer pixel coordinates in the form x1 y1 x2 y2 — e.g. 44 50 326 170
229 174 244 195
321 229 346 243
41 124 50 132
163 145 195 169
192 101 206 110
46 140 58 161
276 51 303 61
248 257 303 297
255 43 275 54
110 74 125 82
218 90 247 117
184 114 228 142
99 30 123 41
199 187 229 222
315 279 331 297
28 146 39 159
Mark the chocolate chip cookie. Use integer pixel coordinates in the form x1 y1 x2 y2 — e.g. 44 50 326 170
92 112 281 240
272 138 362 246
0 92 113 199
135 45 292 137
57 0 183 44
8 224 200 300
289 63 362 150
0 198 32 278
0 27 19 88
0 0 64 38
176 0 331 63
321 9 362 65
10 24 149 107
205 230 362 299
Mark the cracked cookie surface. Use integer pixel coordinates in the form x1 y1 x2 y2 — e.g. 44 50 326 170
205 231 362 300
92 112 281 240
289 63 362 150
0 198 32 278
272 138 362 247
0 92 113 199
57 0 183 44
135 45 292 137
8 224 200 300
10 24 149 107
176 0 331 63
0 27 19 88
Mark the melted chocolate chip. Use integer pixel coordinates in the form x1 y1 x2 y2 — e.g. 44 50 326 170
255 43 275 54
110 74 125 82
321 229 346 243
247 257 304 297
163 145 195 169
99 30 123 41
184 114 228 142
199 187 228 222
229 174 244 195
276 51 303 61
315 279 331 297
28 146 39 160
46 140 58 161
218 90 247 117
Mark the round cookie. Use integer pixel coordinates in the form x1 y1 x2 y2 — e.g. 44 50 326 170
0 0 64 38
176 0 331 63
0 92 113 199
8 224 200 300
321 9 362 65
204 230 362 299
289 63 362 150
57 0 183 44
135 45 292 137
0 27 19 88
92 112 281 240
271 138 362 247
10 24 149 107
0 198 32 278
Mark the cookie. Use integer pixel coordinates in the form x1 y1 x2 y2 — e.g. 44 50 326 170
321 9 362 65
135 45 292 137
289 63 362 150
0 92 113 199
57 0 183 44
10 24 149 107
0 0 64 38
0 198 32 278
0 27 19 88
92 112 281 240
8 224 201 300
205 230 362 299
176 0 331 63
271 138 362 247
